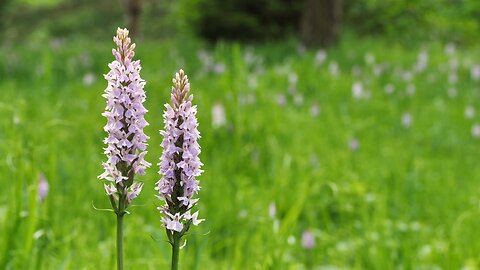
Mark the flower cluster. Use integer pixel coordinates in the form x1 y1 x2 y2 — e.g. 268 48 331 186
156 69 204 233
99 28 150 205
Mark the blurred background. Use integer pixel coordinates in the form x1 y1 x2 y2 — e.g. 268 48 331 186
1 0 480 269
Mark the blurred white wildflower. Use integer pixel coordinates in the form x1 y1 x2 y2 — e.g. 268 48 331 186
268 202 276 218
287 235 296 245
82 73 95 86
471 65 480 81
384 84 395 95
309 153 320 169
198 50 227 76
410 221 422 231
419 245 433 259
402 112 412 128
351 65 362 77
33 229 45 240
373 64 384 77
406 84 416 97
248 76 258 89
274 64 291 75
449 58 459 70
288 72 298 94
213 63 226 74
465 106 475 119
283 154 292 168
471 124 480 138
297 43 306 55
402 71 413 82
197 50 213 68
364 53 375 65
243 48 256 65
288 71 298 83
352 81 363 99
49 38 63 49
448 88 458 98
310 103 321 117
276 94 287 106
315 49 327 66
239 93 256 105
448 72 458 84
414 50 428 72
444 43 455 55
396 222 408 232
12 114 20 125
335 241 351 253
329 61 339 77
250 150 260 166
212 103 226 128
293 93 304 106
79 52 92 68
364 193 376 203
238 209 248 219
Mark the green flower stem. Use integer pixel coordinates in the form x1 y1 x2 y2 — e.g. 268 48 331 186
116 197 125 270
171 232 181 270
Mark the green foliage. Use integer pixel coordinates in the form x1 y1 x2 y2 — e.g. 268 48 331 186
177 0 480 44
4 0 480 44
345 0 480 44
1 35 480 268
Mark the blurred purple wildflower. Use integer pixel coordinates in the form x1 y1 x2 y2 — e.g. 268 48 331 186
98 28 150 205
349 138 360 152
38 174 49 202
212 103 226 128
302 230 316 249
156 69 204 236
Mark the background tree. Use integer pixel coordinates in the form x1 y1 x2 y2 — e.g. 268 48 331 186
300 0 342 47
0 0 12 33
123 0 143 38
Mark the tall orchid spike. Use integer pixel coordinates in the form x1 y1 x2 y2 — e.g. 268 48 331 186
156 70 204 269
98 27 150 270
99 27 150 207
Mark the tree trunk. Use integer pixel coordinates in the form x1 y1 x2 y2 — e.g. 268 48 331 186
300 0 342 48
124 0 142 38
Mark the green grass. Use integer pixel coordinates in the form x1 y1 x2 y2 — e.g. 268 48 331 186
1 36 480 269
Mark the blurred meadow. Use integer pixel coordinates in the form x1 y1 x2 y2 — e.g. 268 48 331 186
1 0 480 269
